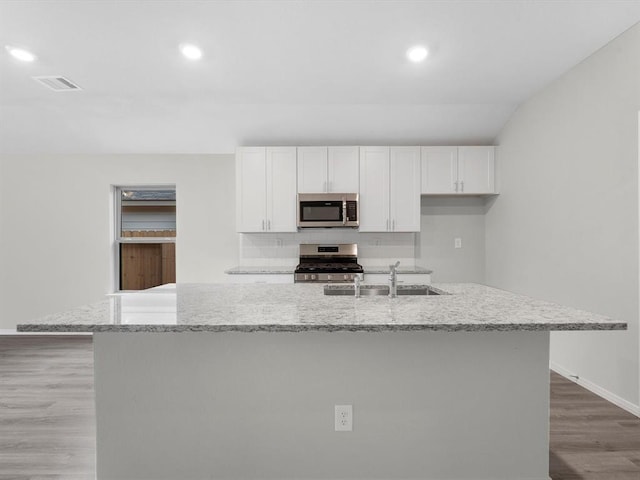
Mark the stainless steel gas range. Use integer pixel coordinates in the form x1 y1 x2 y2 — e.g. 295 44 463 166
294 244 364 283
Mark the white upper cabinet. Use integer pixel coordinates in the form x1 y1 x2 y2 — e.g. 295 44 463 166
238 145 497 234
457 146 495 194
297 146 359 193
327 146 359 192
236 147 267 233
421 146 495 195
297 147 327 193
420 146 458 194
359 147 390 232
266 147 298 232
359 146 421 232
236 147 297 233
390 147 421 232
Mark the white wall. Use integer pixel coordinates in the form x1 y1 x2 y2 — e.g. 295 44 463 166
0 154 238 329
486 24 640 408
417 196 488 283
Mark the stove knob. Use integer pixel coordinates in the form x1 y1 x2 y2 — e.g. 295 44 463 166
344 274 349 280
311 274 316 281
327 274 332 281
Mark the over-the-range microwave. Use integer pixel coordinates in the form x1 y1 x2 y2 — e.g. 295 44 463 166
297 193 359 228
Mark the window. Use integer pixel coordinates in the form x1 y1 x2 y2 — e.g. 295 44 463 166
115 186 176 291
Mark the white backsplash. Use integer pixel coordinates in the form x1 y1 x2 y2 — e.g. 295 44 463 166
238 231 417 268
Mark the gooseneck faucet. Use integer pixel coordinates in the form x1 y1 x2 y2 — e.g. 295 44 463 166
389 261 400 298
354 273 362 298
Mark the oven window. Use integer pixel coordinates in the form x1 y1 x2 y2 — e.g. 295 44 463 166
302 204 341 221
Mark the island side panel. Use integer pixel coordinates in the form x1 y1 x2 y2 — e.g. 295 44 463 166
94 331 551 480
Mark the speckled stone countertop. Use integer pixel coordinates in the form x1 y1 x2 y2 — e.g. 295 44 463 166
225 266 432 274
363 266 433 275
225 266 295 274
17 283 626 333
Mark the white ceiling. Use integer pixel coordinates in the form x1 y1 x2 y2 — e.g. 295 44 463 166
1 0 639 154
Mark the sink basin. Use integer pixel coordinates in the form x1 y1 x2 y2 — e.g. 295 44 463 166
323 284 442 296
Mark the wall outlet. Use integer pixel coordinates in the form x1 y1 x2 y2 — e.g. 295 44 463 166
454 237 462 249
334 404 353 432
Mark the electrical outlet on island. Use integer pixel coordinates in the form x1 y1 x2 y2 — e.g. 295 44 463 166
334 404 353 432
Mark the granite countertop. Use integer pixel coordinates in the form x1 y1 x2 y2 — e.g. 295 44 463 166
363 266 432 274
225 266 432 274
17 283 626 333
225 266 295 274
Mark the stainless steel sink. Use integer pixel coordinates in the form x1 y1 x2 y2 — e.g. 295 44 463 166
323 284 442 296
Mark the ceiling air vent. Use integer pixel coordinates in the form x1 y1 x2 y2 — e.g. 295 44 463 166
33 76 81 91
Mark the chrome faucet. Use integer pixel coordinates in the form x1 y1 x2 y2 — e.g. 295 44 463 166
389 261 400 298
354 273 362 298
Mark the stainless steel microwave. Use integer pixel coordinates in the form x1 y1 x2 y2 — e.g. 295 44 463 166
297 193 359 228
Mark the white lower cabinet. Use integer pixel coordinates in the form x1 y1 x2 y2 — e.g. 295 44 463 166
359 146 421 232
236 147 297 232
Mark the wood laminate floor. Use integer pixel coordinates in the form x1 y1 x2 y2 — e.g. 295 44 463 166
1 336 639 480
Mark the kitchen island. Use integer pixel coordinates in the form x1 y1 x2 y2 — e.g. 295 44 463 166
18 283 625 480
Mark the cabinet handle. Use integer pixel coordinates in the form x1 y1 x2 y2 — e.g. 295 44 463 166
267 219 271 231
460 180 464 192
261 220 265 231
454 181 458 192
392 219 395 231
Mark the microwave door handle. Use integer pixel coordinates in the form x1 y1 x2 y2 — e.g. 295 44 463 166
343 200 347 225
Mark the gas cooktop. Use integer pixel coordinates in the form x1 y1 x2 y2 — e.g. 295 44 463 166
294 244 363 283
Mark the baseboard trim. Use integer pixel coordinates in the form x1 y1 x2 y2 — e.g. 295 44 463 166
551 362 640 418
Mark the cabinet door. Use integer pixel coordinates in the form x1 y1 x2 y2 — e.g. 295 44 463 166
421 146 458 194
327 146 359 193
297 147 328 193
266 147 297 232
359 146 390 232
390 147 421 232
236 147 267 232
458 146 495 194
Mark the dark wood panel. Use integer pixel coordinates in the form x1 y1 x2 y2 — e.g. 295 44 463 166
161 243 176 285
120 242 176 290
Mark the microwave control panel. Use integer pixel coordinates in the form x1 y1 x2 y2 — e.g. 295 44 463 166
346 201 358 221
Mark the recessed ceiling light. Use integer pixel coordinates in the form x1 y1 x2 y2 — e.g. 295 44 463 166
180 43 202 61
406 45 428 63
5 45 36 62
